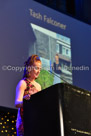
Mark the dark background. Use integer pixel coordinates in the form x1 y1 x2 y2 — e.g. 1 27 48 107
34 0 91 25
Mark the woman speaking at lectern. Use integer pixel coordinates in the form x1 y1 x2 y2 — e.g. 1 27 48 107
15 54 42 136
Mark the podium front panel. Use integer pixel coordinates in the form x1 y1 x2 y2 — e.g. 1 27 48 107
24 83 91 136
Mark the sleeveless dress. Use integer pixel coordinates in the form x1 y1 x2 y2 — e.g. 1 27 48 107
16 78 39 136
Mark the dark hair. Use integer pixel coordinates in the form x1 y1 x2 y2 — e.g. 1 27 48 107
55 54 59 57
23 54 41 78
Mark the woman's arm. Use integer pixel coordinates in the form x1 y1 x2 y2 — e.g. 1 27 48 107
15 80 27 108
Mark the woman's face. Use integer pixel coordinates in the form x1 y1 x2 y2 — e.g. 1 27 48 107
55 55 59 62
30 61 42 79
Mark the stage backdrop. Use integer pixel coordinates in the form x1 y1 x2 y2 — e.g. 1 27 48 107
0 0 91 109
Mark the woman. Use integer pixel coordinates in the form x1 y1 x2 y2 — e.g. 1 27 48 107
52 54 61 84
15 54 42 136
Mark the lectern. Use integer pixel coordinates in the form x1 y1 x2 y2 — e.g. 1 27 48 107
23 83 91 136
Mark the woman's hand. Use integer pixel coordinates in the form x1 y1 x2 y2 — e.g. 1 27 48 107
23 87 38 100
23 93 31 100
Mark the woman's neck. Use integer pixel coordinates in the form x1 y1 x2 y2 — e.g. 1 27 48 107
27 77 35 83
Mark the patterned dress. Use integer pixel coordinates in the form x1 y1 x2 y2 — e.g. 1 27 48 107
16 78 39 136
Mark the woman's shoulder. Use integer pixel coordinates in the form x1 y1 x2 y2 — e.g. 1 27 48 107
16 79 27 89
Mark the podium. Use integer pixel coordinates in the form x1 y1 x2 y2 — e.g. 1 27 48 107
23 83 91 136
